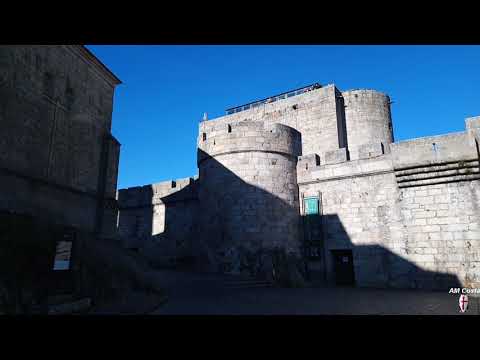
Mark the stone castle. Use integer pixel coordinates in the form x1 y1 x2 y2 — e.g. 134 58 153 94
118 83 480 290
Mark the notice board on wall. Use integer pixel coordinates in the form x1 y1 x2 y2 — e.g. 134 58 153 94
53 240 73 271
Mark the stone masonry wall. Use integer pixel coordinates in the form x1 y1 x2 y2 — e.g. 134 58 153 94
298 117 480 289
205 85 340 158
117 177 199 261
0 45 120 234
197 120 302 276
342 89 394 161
391 132 476 169
298 156 400 287
396 181 480 289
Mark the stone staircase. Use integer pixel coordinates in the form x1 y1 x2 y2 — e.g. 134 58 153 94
222 274 274 290
47 294 92 315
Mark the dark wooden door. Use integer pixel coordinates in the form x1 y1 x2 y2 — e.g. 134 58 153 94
332 250 355 286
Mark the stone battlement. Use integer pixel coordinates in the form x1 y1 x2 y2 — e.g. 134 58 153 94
198 85 396 163
342 88 390 99
298 153 393 185
206 84 336 124
117 176 198 208
391 123 478 169
297 141 388 183
198 120 302 165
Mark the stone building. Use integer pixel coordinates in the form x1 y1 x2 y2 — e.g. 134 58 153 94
0 45 121 255
118 83 480 290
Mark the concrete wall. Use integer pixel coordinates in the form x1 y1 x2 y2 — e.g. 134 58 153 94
0 45 120 235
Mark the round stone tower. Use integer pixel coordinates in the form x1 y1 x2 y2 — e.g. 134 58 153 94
196 119 303 279
342 89 394 160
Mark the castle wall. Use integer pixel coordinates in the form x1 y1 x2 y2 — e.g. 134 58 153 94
0 45 120 236
390 132 476 168
116 81 480 289
205 85 341 158
117 177 199 263
298 117 480 289
197 120 302 274
299 165 400 287
394 180 480 289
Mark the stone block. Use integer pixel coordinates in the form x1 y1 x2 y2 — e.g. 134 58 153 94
323 148 348 165
466 116 480 130
297 153 320 171
357 142 384 160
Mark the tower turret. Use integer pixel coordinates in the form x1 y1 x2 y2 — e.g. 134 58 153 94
196 119 303 277
342 89 394 160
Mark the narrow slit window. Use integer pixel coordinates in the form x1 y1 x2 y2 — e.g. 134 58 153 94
228 124 232 133
202 133 207 141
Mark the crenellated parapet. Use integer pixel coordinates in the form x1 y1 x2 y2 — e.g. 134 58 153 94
389 118 480 188
296 141 388 184
201 85 339 157
391 119 479 169
117 176 198 209
198 120 302 165
466 116 480 146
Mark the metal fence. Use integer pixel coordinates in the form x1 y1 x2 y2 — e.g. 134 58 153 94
225 83 322 115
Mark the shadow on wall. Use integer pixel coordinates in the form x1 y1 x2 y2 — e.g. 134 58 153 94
120 150 462 290
122 147 309 286
192 148 306 287
142 182 199 269
310 214 462 290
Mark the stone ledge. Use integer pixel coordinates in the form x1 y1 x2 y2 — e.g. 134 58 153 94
298 168 394 185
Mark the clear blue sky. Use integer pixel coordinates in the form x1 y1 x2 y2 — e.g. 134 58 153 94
86 45 480 190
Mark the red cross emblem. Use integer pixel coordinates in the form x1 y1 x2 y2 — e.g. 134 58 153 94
459 294 469 313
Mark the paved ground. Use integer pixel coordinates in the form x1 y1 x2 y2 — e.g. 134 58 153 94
149 270 479 315
89 292 167 314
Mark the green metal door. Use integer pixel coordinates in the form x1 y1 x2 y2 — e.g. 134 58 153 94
304 197 319 215
303 196 323 260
